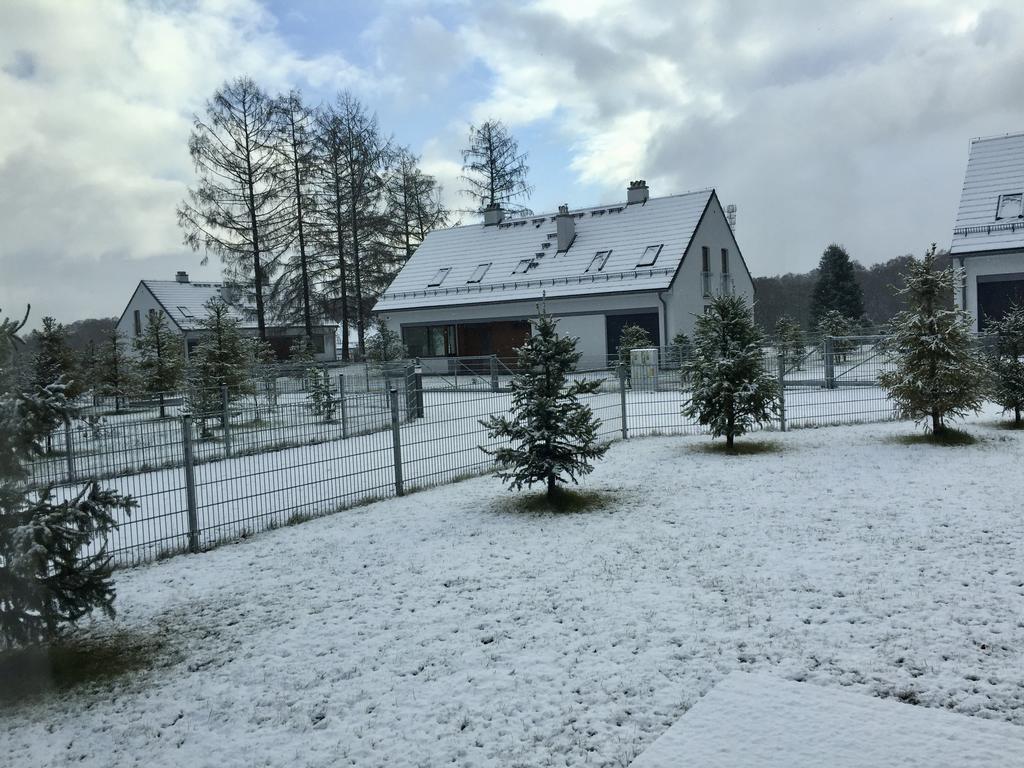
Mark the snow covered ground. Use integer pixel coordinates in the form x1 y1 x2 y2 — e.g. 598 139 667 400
5 414 1023 767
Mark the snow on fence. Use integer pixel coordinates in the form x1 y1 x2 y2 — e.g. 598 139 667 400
29 338 899 567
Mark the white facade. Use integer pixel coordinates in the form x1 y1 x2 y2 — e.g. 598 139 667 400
375 186 754 366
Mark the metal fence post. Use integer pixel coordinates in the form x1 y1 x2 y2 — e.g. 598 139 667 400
824 337 836 389
389 387 404 496
414 365 424 419
404 363 417 418
63 416 76 483
181 415 200 554
777 350 787 432
221 385 232 457
489 354 499 392
339 374 349 438
618 364 629 440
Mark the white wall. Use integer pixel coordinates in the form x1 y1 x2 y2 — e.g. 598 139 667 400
955 251 1024 331
116 284 183 358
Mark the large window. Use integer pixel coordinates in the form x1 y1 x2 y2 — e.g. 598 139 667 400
996 193 1023 220
403 324 457 358
512 259 534 275
133 310 141 336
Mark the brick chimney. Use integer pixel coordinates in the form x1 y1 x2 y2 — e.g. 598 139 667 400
483 202 504 226
556 204 575 252
175 271 190 283
627 179 649 205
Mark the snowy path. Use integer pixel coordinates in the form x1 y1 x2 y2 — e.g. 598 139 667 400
6 417 1022 767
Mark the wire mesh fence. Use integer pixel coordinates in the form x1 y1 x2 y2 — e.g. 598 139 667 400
27 336 906 567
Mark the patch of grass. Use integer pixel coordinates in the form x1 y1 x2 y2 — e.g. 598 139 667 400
893 428 977 447
990 419 1024 431
0 630 167 708
503 487 614 514
693 438 783 456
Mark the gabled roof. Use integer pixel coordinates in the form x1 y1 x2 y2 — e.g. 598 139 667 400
374 189 716 312
951 131 1024 255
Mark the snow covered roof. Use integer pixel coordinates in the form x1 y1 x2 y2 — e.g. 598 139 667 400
141 280 334 332
374 189 717 312
951 131 1024 256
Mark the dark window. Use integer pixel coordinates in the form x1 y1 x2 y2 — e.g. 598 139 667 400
977 277 1024 331
403 325 457 357
467 263 491 283
587 251 611 273
605 312 660 356
637 244 662 268
427 268 450 287
721 248 730 273
133 309 141 336
701 246 710 272
512 259 534 275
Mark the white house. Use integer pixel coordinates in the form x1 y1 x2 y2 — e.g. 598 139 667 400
117 272 338 361
373 182 753 367
951 131 1024 332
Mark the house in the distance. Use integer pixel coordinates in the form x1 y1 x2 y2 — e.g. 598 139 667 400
951 131 1024 331
373 181 753 367
116 272 338 361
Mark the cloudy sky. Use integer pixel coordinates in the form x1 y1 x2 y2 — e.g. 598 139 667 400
3 0 1024 327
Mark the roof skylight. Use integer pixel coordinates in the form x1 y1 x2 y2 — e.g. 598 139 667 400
636 244 663 267
467 263 491 284
996 193 1023 220
512 259 535 275
177 306 194 317
427 267 451 287
586 250 611 273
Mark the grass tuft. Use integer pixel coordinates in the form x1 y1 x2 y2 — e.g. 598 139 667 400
503 487 613 514
894 428 977 447
0 630 167 708
694 438 783 456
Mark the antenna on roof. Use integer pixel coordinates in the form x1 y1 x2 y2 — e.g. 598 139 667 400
726 204 737 230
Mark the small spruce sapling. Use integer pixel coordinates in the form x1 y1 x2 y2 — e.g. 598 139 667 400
617 324 653 387
986 303 1024 427
365 321 407 362
135 311 184 418
817 309 855 362
480 308 608 499
774 315 805 371
684 295 779 449
94 329 137 413
878 245 986 435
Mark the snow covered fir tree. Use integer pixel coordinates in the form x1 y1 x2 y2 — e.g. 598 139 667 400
0 307 135 649
987 303 1024 427
878 246 986 436
134 310 184 419
684 295 779 450
480 308 607 500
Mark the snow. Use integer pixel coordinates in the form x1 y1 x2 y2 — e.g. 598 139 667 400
5 415 1023 766
629 671 1024 767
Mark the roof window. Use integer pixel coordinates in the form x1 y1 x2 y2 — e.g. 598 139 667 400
996 193 1023 220
427 268 451 287
512 259 535 275
177 306 194 317
637 244 663 267
586 250 611 273
467 263 491 284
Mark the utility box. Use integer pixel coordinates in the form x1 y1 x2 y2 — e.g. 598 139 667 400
630 348 659 390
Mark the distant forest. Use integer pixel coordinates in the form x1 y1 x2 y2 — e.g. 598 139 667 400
753 250 953 333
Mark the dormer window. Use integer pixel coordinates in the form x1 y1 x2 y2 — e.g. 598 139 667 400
427 268 450 287
467 263 491 284
586 250 611 273
637 244 663 267
996 193 1023 220
512 259 534 275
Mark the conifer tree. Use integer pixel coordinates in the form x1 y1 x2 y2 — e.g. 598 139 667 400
480 309 607 499
878 246 986 435
775 315 806 370
817 309 855 362
988 303 1024 426
135 311 184 418
365 321 407 362
810 243 864 326
684 295 779 449
1 307 135 649
32 317 81 400
617 324 653 368
94 329 136 412
187 299 254 424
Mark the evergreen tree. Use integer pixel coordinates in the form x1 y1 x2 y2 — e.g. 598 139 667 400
986 303 1024 426
617 324 653 368
187 299 254 423
878 246 986 435
460 120 533 215
810 243 864 326
306 367 336 423
817 309 856 362
684 295 779 449
32 317 81 400
135 311 184 418
480 309 607 499
1 307 135 649
365 321 407 362
94 329 136 412
774 315 805 370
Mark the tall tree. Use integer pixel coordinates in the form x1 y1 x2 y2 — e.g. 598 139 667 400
684 295 779 449
382 147 449 286
178 76 288 340
1 307 134 649
480 309 607 499
187 299 255 425
272 89 317 339
810 244 864 326
460 120 533 215
32 317 81 401
988 303 1024 426
878 246 986 436
93 329 136 412
135 311 185 418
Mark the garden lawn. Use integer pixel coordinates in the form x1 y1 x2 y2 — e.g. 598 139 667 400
3 417 1023 767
